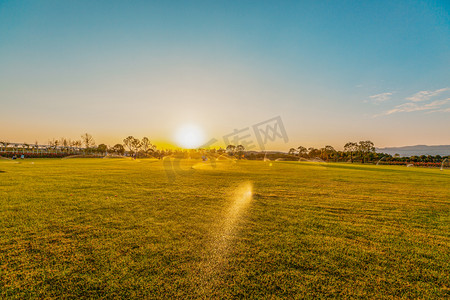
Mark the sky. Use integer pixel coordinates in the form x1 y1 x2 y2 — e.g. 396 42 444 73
1 0 449 150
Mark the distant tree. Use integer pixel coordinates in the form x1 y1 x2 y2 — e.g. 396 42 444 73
81 133 95 153
344 142 358 163
226 144 236 155
74 140 82 153
131 138 142 158
0 140 9 152
123 136 134 153
319 147 326 160
324 145 336 161
66 139 73 153
308 147 320 158
236 145 245 151
123 136 142 158
112 144 125 155
48 139 59 153
141 137 155 154
297 146 308 157
236 145 245 158
32 140 39 154
288 148 298 156
358 140 375 163
97 144 108 154
60 138 69 152
151 144 157 153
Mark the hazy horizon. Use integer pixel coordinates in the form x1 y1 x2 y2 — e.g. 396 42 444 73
1 1 449 150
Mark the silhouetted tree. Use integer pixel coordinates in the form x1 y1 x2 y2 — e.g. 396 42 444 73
308 147 321 158
236 145 245 158
141 137 155 154
288 148 297 156
344 142 358 163
358 140 375 163
123 136 134 153
2 141 10 153
226 145 236 155
81 133 95 153
131 138 142 158
112 144 125 155
297 146 308 157
324 145 336 161
97 144 108 154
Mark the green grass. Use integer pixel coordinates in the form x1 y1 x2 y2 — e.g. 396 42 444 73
0 158 449 298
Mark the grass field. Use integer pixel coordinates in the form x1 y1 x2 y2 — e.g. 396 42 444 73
0 158 449 298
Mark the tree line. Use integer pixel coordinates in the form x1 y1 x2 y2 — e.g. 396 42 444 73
286 140 449 165
1 136 448 166
288 141 375 163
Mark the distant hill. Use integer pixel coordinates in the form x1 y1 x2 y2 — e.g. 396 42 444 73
376 145 450 157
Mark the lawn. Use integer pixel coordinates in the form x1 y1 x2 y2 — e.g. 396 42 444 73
0 158 449 298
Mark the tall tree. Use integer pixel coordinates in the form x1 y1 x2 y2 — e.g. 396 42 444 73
141 137 154 154
0 141 9 152
123 136 134 153
236 145 245 158
288 148 298 156
97 144 108 154
308 147 320 158
131 138 142 158
74 140 82 153
297 146 308 157
344 142 358 163
49 139 59 153
112 144 125 155
358 140 375 163
226 144 236 155
60 138 69 153
324 145 336 161
81 133 95 153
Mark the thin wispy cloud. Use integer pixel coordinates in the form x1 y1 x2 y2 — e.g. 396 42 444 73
405 88 449 102
385 98 450 115
427 107 450 114
369 92 393 104
375 87 450 117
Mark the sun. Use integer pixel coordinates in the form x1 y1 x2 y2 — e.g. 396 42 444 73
174 124 206 149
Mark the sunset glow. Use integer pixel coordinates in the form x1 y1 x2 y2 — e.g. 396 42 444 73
174 124 206 149
1 1 448 149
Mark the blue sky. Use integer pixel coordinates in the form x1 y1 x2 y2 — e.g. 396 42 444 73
0 0 449 149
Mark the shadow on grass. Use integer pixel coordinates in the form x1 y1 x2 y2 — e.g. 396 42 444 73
326 163 450 177
278 160 450 177
325 163 402 173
